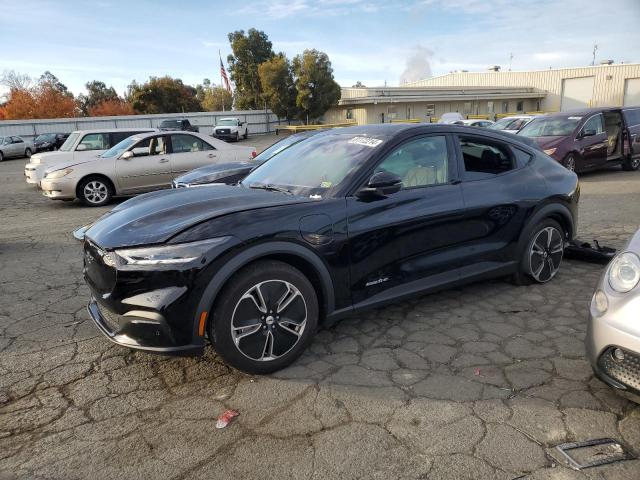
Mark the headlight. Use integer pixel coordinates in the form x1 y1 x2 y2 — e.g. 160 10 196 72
543 148 557 155
44 168 73 179
608 252 640 293
114 237 230 266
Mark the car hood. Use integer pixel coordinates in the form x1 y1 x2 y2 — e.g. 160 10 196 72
174 161 254 184
85 185 313 249
531 136 566 149
215 125 238 130
33 151 102 166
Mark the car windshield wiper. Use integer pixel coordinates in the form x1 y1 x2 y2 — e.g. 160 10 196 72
248 184 293 195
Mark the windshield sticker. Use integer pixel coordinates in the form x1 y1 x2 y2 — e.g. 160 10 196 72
348 136 383 148
567 116 582 120
320 181 333 188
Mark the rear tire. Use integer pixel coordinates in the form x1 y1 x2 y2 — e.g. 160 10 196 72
24 148 32 159
622 155 640 171
209 259 319 374
77 176 113 207
0 151 4 162
512 219 565 285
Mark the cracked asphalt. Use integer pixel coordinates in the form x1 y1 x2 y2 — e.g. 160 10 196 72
1 135 640 480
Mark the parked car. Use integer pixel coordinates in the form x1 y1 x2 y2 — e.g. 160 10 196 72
158 119 199 132
0 136 33 161
25 129 154 185
518 107 640 172
41 131 256 206
172 130 320 188
488 115 535 134
587 228 640 403
453 119 495 128
78 123 578 373
212 117 248 141
33 133 70 152
438 112 465 124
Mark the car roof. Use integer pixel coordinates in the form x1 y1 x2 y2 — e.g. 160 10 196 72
70 128 154 134
542 107 622 118
219 117 240 120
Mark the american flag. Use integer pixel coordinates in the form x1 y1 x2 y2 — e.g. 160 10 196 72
220 53 232 94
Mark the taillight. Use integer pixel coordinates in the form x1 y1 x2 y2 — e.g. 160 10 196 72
251 150 257 158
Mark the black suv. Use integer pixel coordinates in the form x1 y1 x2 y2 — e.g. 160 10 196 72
80 124 579 374
158 119 199 132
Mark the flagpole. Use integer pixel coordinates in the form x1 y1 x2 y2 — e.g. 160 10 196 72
219 50 225 112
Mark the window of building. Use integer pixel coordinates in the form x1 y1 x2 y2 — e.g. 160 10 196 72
458 136 515 180
516 101 524 112
502 101 509 113
426 104 435 116
346 108 353 120
375 135 449 189
487 101 495 113
463 102 472 115
387 106 398 120
535 100 541 111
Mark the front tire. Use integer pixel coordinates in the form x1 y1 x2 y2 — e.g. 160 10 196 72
622 155 640 171
562 153 576 172
209 260 319 374
513 219 565 285
0 151 4 162
77 176 113 207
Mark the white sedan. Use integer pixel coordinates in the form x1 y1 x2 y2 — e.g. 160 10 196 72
39 131 256 206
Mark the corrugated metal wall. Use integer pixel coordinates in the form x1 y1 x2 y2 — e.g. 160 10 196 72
406 64 640 111
0 110 279 141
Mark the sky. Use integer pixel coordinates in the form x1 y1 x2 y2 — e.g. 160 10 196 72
1 0 639 97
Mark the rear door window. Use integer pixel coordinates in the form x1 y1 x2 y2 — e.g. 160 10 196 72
580 114 605 135
170 134 213 154
458 136 516 180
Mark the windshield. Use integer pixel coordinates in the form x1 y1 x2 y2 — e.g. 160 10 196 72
217 119 237 126
241 134 383 197
101 136 140 158
58 132 79 151
519 116 581 137
253 135 309 164
160 120 182 128
35 134 55 141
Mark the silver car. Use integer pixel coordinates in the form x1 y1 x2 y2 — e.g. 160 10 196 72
0 136 33 161
587 228 640 402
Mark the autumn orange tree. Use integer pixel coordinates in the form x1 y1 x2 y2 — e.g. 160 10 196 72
1 71 77 119
88 99 135 116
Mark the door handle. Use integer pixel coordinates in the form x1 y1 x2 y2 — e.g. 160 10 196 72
208 153 216 158
159 158 169 163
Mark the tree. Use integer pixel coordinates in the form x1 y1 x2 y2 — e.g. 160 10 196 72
258 54 297 121
202 86 233 111
292 49 341 123
352 81 366 88
78 80 120 115
0 70 32 91
227 29 274 109
126 76 201 114
1 71 77 119
88 99 135 116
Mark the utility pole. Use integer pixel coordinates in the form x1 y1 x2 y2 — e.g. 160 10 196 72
592 44 598 66
509 53 513 71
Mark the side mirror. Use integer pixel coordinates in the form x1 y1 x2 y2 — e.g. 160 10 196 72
357 171 402 198
121 151 134 160
581 129 597 138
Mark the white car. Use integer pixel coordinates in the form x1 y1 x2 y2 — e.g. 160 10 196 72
453 119 495 128
488 115 535 134
39 131 257 206
438 112 465 124
212 118 249 142
24 128 154 186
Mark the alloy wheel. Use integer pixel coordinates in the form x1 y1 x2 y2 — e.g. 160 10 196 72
528 226 564 282
83 181 109 205
564 155 575 172
231 280 307 361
